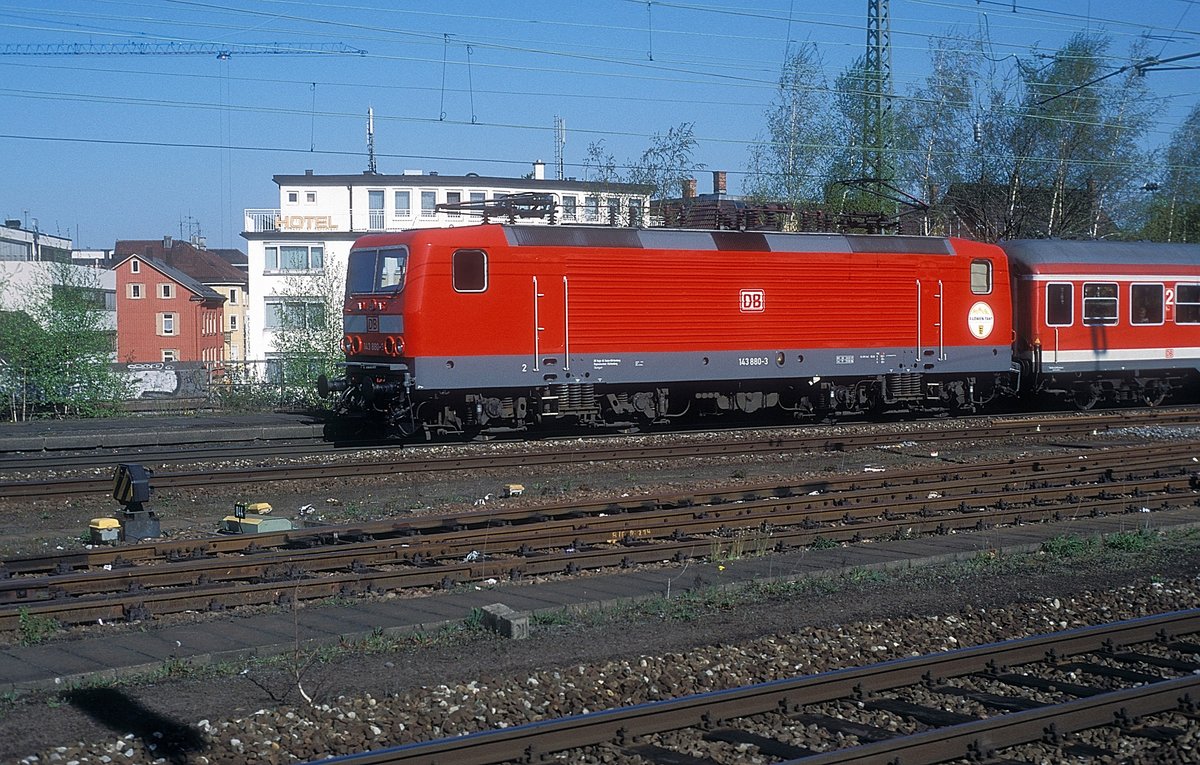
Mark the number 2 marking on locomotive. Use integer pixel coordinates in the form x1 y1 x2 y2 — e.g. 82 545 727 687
521 364 528 372
1166 288 1175 307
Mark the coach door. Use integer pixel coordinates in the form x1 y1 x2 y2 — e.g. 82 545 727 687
532 275 569 379
915 277 945 368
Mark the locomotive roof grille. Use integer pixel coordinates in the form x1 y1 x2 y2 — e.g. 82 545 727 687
504 226 955 255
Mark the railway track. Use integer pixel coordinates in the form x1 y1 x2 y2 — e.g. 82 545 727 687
308 609 1200 764
2 408 1199 500
2 440 1197 632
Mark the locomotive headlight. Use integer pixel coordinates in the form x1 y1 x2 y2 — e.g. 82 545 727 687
341 334 363 354
384 335 405 356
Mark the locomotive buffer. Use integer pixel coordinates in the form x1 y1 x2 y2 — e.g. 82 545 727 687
111 463 160 541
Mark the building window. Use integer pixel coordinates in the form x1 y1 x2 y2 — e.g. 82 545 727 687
1046 283 1072 327
159 283 174 299
1130 284 1164 325
131 259 140 274
1177 284 1200 324
970 260 992 295
229 315 238 331
264 244 324 272
562 195 578 220
586 195 600 222
1083 282 1118 325
228 287 238 305
306 191 316 204
469 191 485 205
368 189 385 230
157 312 177 336
452 249 487 292
446 191 462 218
421 191 437 218
264 298 324 329
287 191 298 203
394 190 411 218
127 283 144 299
162 349 177 362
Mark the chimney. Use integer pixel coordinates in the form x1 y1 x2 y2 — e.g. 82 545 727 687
712 171 727 195
305 169 314 176
682 178 697 199
533 160 545 181
163 235 173 250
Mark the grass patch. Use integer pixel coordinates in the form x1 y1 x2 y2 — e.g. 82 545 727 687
17 609 59 646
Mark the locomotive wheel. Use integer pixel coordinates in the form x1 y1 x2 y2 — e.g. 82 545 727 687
1142 385 1167 407
1073 384 1099 411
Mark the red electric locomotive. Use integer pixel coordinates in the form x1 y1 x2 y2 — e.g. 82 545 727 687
1007 239 1200 408
319 224 1016 437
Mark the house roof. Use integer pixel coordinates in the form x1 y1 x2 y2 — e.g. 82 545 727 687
114 239 248 286
273 172 653 195
110 253 226 304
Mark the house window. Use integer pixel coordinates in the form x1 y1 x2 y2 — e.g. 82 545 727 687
1083 282 1118 325
306 191 316 204
970 260 992 295
1177 284 1200 324
287 191 298 203
229 315 238 331
131 259 140 274
562 195 577 220
127 283 144 299
157 312 177 336
394 190 411 218
420 191 437 218
264 298 324 330
469 191 485 204
1130 283 1164 325
162 349 178 362
1046 283 1072 327
159 283 174 299
264 244 324 272
228 287 238 305
446 191 462 218
586 195 600 221
452 249 487 292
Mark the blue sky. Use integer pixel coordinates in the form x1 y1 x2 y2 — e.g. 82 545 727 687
2 1 1197 249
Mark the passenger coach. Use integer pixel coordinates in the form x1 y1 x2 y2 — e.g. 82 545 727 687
1007 239 1200 408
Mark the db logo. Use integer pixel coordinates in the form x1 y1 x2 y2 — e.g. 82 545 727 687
740 289 765 313
366 315 380 333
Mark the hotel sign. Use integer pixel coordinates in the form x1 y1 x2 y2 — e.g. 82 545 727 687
276 215 337 231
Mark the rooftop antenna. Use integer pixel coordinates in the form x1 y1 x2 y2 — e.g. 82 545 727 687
553 115 566 180
366 107 378 174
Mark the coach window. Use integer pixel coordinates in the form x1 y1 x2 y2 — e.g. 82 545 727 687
1177 284 1200 324
1046 283 1072 326
1130 284 1164 325
453 249 487 292
1082 282 1118 325
970 259 992 294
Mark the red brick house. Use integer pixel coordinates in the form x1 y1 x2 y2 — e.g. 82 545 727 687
112 252 226 363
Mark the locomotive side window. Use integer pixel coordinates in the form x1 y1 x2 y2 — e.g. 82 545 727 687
1082 282 1118 325
1130 284 1164 325
1177 284 1200 324
453 249 488 292
970 260 992 294
1046 283 1073 326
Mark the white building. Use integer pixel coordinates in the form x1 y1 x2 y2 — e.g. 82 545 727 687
0 221 116 332
241 162 651 365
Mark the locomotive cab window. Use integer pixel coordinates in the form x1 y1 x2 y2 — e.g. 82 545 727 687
346 246 408 295
1046 283 1073 326
453 249 488 292
1177 284 1200 324
970 259 992 294
1082 282 1118 325
1130 284 1164 325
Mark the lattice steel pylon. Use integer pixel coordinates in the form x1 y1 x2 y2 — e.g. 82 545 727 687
864 0 893 212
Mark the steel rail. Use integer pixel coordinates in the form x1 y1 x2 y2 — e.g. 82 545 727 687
2 453 1196 629
3 439 1193 576
303 610 1200 764
4 409 1200 499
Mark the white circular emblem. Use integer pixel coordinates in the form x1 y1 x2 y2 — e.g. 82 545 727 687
968 302 995 340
